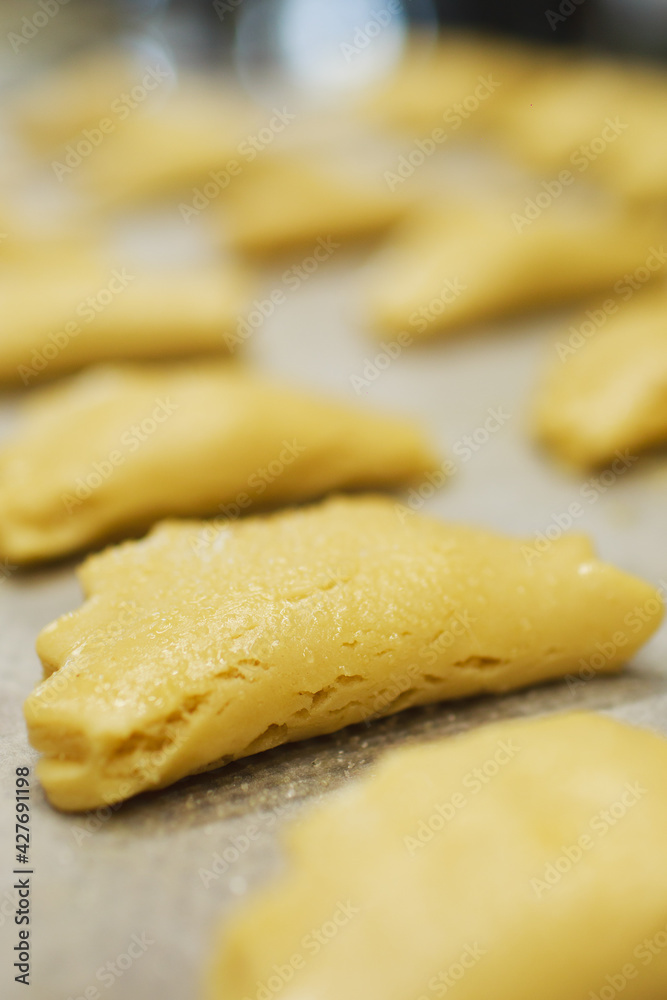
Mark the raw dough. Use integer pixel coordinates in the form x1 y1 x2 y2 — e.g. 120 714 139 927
499 59 632 172
24 496 661 810
500 56 667 202
0 256 251 384
365 194 662 338
0 363 437 562
363 33 536 136
534 282 667 467
219 154 406 254
206 712 667 1000
7 46 152 151
75 86 254 207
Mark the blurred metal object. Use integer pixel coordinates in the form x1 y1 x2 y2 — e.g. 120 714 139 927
597 0 667 54
233 0 437 108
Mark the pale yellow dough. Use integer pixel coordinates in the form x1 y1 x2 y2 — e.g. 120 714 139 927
219 154 406 254
74 86 254 207
365 195 662 338
535 283 667 467
0 363 436 563
8 46 255 208
363 33 537 136
499 58 633 172
500 56 667 202
0 255 251 384
7 46 152 151
24 496 661 811
206 712 667 1000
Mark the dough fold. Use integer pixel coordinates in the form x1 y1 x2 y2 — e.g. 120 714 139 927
534 283 667 467
362 33 537 136
206 712 667 1000
218 154 406 255
24 496 662 811
500 57 667 202
0 256 251 384
0 362 436 562
365 195 661 338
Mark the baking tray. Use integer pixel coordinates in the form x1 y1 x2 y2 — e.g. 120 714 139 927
1 245 666 1000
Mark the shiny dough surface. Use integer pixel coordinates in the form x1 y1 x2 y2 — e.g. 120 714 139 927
25 496 662 811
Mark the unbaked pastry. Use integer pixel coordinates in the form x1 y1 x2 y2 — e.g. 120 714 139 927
24 496 661 810
0 255 251 384
365 194 662 338
0 363 437 562
73 86 254 207
7 46 154 151
500 56 667 202
363 33 537 136
206 712 667 1000
219 154 406 254
499 59 632 172
534 282 667 467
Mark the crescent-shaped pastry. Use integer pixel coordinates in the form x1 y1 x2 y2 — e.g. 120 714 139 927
24 497 662 811
534 282 667 467
0 364 436 561
365 195 661 339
